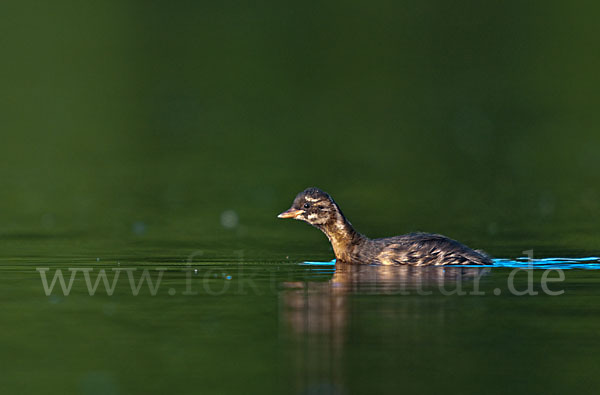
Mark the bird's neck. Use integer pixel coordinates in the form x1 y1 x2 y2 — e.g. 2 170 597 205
318 211 367 261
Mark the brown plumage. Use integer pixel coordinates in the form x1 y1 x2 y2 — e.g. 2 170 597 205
278 187 492 266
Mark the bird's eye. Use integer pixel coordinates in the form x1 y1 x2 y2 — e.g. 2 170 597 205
303 203 310 209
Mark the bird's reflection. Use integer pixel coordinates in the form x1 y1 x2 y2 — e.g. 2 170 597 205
279 263 490 394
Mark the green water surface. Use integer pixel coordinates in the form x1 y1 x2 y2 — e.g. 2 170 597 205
2 259 600 394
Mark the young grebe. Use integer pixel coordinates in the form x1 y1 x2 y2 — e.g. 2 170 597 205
278 187 492 266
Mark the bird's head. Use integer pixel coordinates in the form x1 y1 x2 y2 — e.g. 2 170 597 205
277 187 339 227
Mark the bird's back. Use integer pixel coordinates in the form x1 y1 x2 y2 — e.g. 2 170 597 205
368 232 492 266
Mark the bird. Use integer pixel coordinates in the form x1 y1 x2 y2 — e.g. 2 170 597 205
277 187 492 266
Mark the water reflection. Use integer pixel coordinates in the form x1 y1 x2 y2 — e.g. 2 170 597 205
279 263 490 394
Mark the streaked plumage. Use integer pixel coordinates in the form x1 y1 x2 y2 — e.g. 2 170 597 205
278 187 492 266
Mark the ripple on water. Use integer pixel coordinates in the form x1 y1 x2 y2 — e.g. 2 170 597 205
302 257 600 270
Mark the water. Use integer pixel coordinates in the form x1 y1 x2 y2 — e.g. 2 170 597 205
2 253 600 394
307 256 600 269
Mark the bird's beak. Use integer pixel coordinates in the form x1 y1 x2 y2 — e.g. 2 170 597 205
277 208 304 219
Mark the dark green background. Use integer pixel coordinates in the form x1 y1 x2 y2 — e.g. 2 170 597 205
2 2 600 395
2 1 599 260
